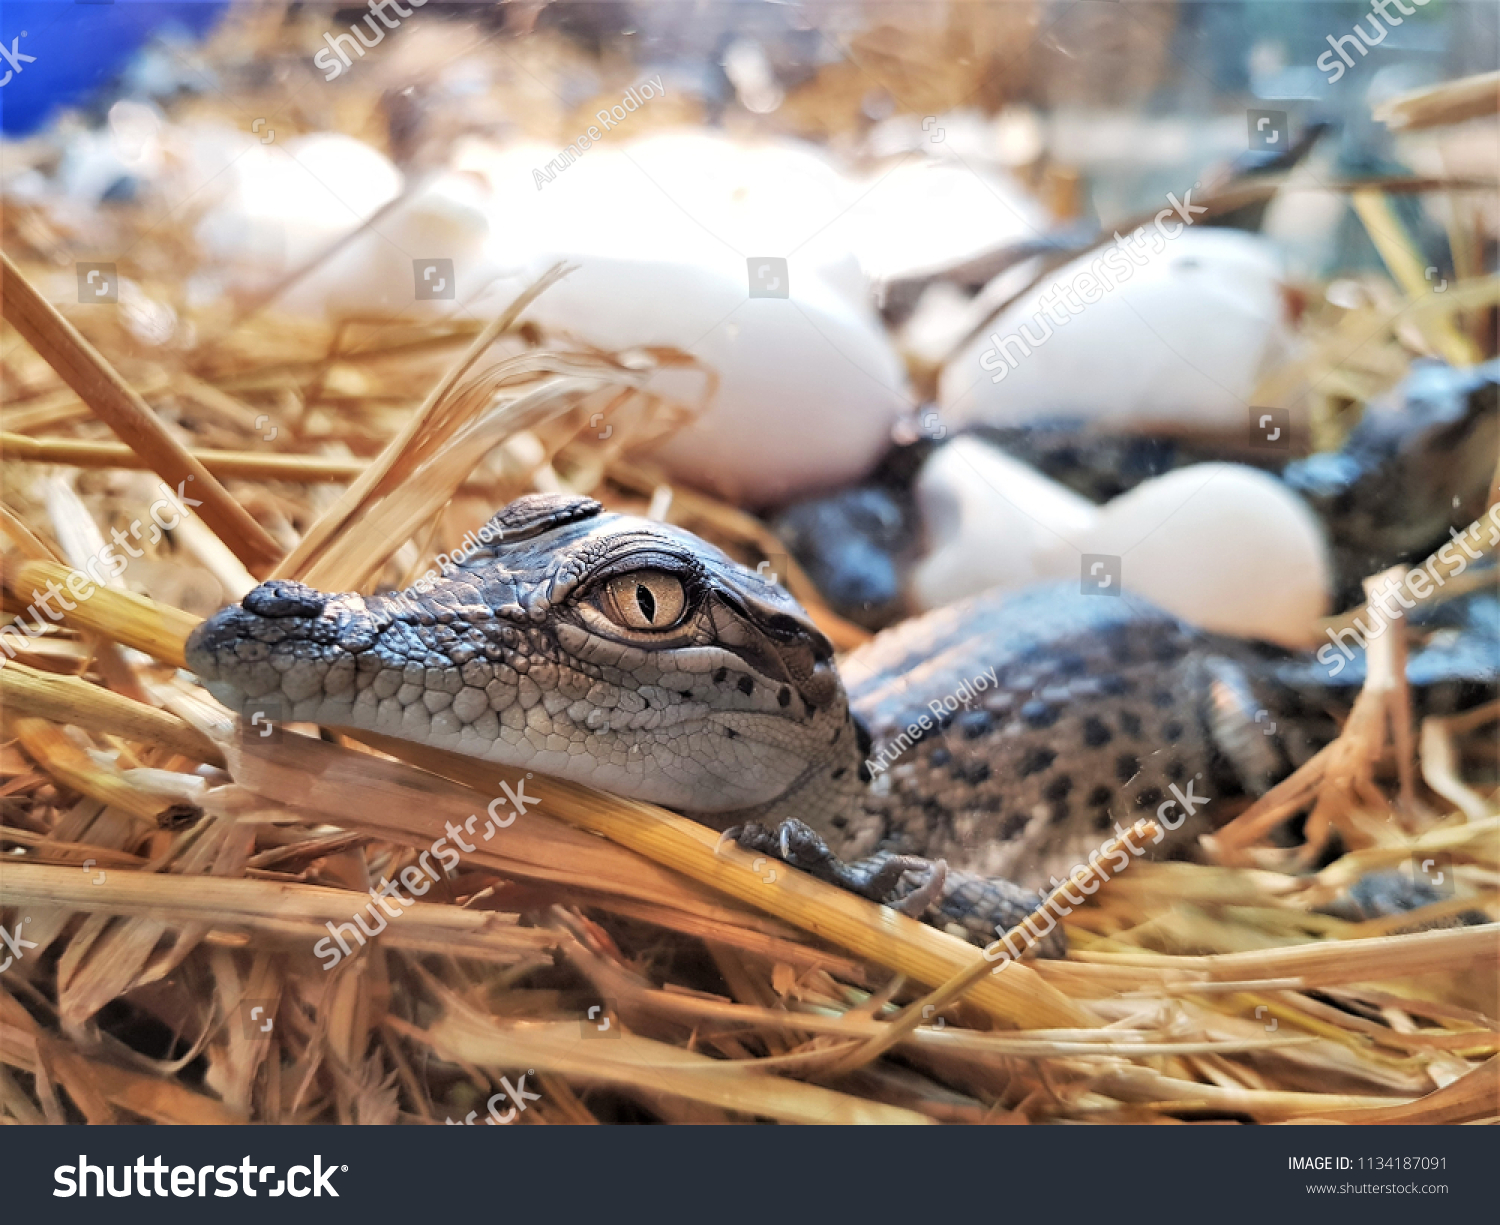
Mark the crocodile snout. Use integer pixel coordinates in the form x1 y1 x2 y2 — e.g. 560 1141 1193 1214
241 580 328 619
184 582 348 711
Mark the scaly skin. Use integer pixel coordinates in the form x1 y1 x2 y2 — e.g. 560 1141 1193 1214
187 494 1282 951
188 494 855 817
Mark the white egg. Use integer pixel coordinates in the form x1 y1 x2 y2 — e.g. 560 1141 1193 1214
1088 463 1331 646
911 437 1098 606
461 132 909 505
912 437 1330 647
193 130 499 318
282 172 494 319
836 158 1047 285
195 134 405 285
939 227 1295 433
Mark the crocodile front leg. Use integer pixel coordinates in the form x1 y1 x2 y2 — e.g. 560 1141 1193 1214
721 819 1066 958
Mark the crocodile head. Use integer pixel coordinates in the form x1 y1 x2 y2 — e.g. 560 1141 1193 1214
186 493 864 820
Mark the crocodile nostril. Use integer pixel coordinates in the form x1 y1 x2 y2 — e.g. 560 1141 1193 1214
242 580 327 619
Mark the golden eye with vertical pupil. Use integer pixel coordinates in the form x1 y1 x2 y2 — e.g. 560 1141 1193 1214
600 571 687 630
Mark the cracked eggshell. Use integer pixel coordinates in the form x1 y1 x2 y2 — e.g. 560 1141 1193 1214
913 439 1329 647
459 132 907 506
939 228 1294 433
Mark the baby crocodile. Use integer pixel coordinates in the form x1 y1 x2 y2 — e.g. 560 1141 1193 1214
186 493 1299 948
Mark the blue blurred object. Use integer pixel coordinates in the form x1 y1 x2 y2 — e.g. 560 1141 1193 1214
0 0 227 136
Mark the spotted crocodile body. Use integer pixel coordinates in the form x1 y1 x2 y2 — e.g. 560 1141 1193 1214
186 494 1296 945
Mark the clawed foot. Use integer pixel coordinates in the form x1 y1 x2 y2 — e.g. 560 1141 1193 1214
716 819 1064 958
718 819 945 916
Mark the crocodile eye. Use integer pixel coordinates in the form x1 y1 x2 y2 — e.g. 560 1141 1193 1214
600 571 687 631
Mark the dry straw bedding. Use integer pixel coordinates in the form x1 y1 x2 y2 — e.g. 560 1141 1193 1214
0 16 1497 1126
1 252 1495 1123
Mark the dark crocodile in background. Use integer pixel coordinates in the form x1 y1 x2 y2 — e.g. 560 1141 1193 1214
778 360 1500 629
